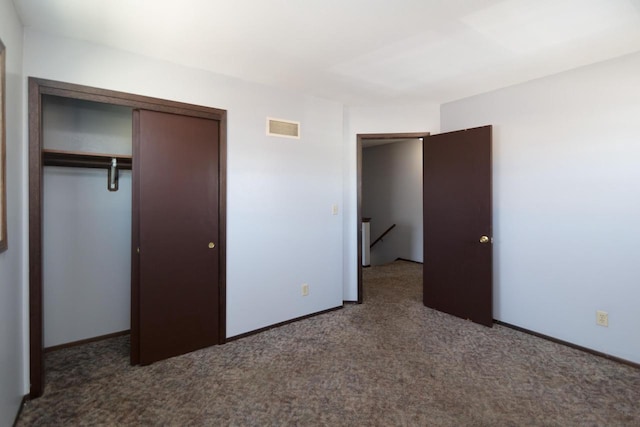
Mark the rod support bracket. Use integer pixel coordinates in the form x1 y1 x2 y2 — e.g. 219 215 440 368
108 158 119 191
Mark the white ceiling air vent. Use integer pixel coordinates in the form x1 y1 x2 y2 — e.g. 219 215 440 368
267 117 300 139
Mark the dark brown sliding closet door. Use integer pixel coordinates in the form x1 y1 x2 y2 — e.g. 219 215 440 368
132 110 220 365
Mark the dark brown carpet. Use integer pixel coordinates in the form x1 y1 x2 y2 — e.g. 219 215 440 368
18 261 640 426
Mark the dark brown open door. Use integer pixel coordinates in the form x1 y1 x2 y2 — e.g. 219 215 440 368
132 110 221 365
423 125 493 327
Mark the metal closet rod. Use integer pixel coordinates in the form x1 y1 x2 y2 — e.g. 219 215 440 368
42 149 132 170
42 149 132 191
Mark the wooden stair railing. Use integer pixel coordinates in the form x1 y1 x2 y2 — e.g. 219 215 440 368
370 224 396 249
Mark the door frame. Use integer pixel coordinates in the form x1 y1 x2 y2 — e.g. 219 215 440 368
28 77 227 398
356 132 429 303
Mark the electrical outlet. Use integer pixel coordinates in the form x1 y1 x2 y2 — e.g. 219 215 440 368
332 204 339 215
596 310 608 327
301 283 309 296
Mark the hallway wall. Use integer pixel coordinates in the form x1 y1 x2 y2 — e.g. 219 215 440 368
362 139 423 265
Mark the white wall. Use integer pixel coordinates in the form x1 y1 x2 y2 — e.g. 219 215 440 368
0 0 25 424
23 29 345 339
342 103 439 300
441 52 640 364
43 169 132 347
362 139 423 265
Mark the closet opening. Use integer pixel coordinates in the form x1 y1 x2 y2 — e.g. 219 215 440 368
29 78 228 398
41 95 133 353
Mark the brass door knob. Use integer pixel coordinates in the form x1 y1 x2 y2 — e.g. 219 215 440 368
208 242 216 249
479 236 490 244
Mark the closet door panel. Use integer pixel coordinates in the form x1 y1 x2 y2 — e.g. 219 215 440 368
135 110 220 365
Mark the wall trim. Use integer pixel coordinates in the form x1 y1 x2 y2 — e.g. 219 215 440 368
395 258 423 264
227 306 343 342
496 321 640 369
12 395 28 427
44 330 130 353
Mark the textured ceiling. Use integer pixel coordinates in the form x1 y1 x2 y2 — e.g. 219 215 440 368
13 0 640 105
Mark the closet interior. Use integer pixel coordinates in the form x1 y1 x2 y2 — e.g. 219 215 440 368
42 95 133 350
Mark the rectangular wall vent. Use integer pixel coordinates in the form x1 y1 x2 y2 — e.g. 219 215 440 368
267 117 300 139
